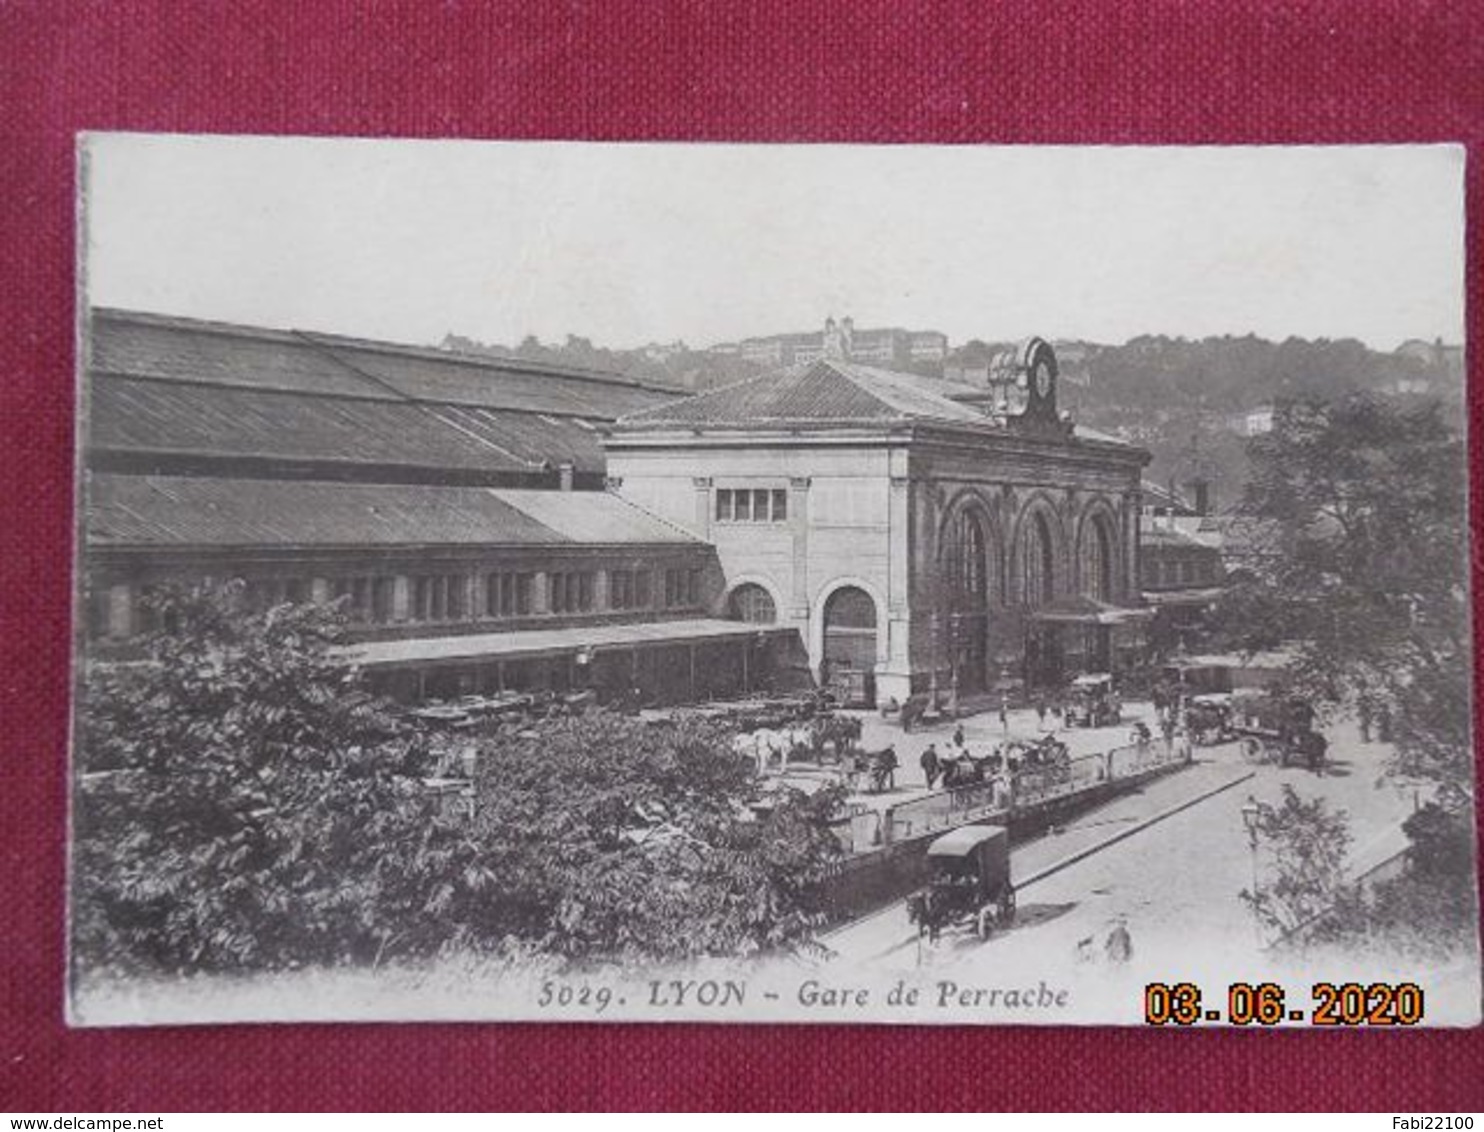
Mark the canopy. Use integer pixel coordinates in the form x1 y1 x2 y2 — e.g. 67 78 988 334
336 618 795 670
1028 596 1154 626
928 824 1009 858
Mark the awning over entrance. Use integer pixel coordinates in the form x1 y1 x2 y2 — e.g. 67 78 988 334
1140 587 1226 607
337 617 796 670
1027 596 1154 626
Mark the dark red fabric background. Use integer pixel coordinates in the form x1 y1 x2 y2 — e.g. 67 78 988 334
2 0 1480 1112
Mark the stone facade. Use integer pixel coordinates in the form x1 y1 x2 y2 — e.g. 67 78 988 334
608 345 1149 705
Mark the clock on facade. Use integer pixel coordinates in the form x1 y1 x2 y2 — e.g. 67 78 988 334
1034 360 1053 399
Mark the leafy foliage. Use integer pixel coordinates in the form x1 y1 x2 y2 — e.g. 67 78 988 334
1240 785 1352 938
73 584 439 974
73 584 844 977
387 712 845 964
1212 394 1472 793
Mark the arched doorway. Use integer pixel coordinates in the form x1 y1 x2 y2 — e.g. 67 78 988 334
727 582 777 624
822 585 878 706
942 506 995 692
1020 509 1061 687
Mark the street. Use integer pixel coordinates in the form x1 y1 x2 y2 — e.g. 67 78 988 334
816 704 1480 1026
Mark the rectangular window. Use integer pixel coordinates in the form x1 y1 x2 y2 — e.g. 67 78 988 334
753 489 771 521
371 578 394 623
548 571 592 615
332 576 380 622
411 574 467 621
485 572 522 618
610 569 632 610
516 573 533 615
662 567 700 609
635 570 651 608
715 486 789 524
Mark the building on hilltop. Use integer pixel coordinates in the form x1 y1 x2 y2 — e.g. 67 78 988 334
716 316 948 372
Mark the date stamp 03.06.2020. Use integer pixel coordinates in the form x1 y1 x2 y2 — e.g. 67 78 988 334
1144 981 1426 1027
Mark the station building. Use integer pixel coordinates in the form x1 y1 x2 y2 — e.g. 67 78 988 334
609 338 1151 706
83 310 1151 709
81 309 790 704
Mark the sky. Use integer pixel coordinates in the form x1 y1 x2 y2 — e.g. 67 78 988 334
83 136 1465 352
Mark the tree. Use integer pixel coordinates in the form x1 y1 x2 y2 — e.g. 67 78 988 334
73 583 440 975
1241 785 1352 938
408 712 845 963
74 584 845 977
1213 394 1471 793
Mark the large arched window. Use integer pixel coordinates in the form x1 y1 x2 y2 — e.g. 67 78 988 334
727 583 777 624
1078 512 1115 601
944 508 991 611
1020 511 1055 609
942 506 996 692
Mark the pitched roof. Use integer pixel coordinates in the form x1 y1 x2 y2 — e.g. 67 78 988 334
618 358 990 428
86 310 681 480
87 474 699 550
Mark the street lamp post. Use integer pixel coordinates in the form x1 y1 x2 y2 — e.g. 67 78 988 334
1240 795 1264 947
949 611 961 718
928 608 940 708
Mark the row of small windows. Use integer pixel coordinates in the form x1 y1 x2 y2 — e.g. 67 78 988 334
548 570 595 614
715 487 788 524
102 565 705 635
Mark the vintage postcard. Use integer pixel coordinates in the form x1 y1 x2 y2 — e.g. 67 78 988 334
68 136 1478 1027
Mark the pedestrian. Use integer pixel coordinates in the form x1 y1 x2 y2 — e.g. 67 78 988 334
1161 710 1176 747
952 723 965 750
1035 694 1047 730
920 742 941 790
1357 695 1373 743
1105 919 1133 964
999 693 1010 735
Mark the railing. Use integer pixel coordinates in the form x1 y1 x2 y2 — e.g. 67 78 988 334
884 778 1011 843
874 735 1193 850
1106 735 1192 780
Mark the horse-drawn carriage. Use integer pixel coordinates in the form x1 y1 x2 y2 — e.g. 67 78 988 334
907 824 1016 942
845 745 899 793
1064 673 1121 728
1185 692 1236 746
1234 692 1326 772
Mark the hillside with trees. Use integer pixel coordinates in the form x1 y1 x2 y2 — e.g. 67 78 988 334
441 331 766 392
442 328 1462 506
